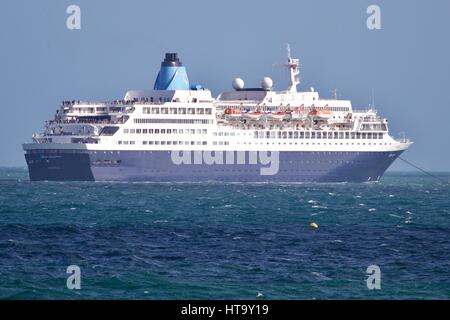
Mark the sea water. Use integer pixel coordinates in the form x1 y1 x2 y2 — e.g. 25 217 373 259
0 167 449 299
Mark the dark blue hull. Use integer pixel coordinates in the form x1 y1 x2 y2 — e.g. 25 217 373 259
25 149 404 182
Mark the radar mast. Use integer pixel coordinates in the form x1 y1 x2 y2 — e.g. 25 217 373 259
286 44 300 93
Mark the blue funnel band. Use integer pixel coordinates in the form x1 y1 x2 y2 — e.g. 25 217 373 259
154 65 190 90
153 53 190 90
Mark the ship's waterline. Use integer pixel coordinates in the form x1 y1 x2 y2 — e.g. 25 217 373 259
25 149 403 182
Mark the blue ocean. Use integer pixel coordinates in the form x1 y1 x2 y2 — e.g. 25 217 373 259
0 167 449 299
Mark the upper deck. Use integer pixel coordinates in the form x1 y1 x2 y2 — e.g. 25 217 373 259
25 49 411 154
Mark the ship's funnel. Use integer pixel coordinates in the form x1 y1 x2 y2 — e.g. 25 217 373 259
153 53 190 90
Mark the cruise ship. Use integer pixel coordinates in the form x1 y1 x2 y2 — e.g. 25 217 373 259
23 47 412 182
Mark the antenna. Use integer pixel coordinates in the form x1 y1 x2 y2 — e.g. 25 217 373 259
371 88 375 108
285 43 300 93
272 44 301 93
332 88 338 100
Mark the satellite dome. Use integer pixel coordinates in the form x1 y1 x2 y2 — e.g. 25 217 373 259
232 78 245 90
261 77 273 90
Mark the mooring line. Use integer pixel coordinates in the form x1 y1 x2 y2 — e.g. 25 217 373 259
398 156 448 184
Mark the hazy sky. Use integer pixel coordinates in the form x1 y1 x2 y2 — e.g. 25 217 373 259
1 0 449 171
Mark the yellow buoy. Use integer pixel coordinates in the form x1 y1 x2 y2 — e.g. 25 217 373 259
310 222 319 229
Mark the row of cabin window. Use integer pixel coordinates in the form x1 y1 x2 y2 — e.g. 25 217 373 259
237 141 391 146
254 131 385 139
142 141 207 146
118 141 207 146
330 107 349 112
134 118 213 124
142 107 213 115
123 128 208 134
360 123 388 131
213 132 236 137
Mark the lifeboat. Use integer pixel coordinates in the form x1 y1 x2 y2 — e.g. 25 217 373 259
243 111 263 120
309 109 333 119
225 107 242 118
267 111 289 120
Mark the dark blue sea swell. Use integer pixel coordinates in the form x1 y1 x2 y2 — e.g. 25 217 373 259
0 168 449 299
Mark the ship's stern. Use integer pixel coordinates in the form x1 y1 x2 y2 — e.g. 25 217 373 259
23 144 94 181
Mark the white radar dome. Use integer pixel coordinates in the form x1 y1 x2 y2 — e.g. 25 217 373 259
261 77 273 90
232 78 245 90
